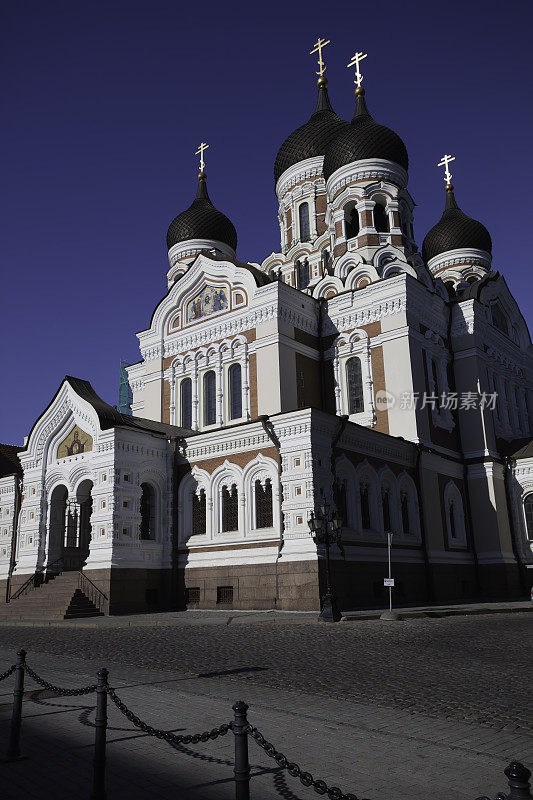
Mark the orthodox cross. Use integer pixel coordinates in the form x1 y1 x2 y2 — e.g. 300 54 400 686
195 142 209 173
437 154 455 186
347 51 368 88
310 37 330 77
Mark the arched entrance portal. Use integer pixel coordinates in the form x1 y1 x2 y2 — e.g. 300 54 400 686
48 480 93 571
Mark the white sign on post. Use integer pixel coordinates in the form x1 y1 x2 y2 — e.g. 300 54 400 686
384 578 395 587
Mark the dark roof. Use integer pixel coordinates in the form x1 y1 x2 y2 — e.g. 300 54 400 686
198 250 272 286
0 444 23 478
451 270 499 302
323 88 408 182
274 79 348 183
64 377 194 437
422 186 492 264
166 174 237 252
501 437 533 460
24 377 195 449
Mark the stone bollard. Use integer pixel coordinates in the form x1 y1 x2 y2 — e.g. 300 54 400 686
233 700 251 800
90 668 109 800
505 762 533 800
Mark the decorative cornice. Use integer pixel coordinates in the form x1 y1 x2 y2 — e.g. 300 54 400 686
323 296 404 335
427 248 491 275
326 159 408 199
276 156 324 201
167 240 236 270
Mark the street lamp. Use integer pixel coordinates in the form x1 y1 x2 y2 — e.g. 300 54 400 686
308 502 343 622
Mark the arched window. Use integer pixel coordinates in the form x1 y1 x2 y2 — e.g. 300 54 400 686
299 202 310 241
255 479 273 528
401 491 410 536
524 495 533 541
140 483 156 540
360 482 371 529
192 489 206 536
321 248 330 275
181 378 192 429
222 484 238 532
444 482 466 545
229 363 242 420
297 259 310 289
344 205 360 240
448 499 457 539
346 357 364 414
335 479 348 526
204 370 216 426
382 487 391 533
373 202 389 233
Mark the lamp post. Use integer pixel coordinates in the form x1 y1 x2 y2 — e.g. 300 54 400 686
308 500 343 622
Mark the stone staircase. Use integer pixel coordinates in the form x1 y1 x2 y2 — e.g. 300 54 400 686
0 572 104 621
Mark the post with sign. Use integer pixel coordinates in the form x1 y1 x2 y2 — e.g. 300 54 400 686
380 532 401 621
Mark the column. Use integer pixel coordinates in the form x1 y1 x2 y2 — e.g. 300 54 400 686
243 346 251 420
169 366 176 425
216 353 224 426
192 362 199 430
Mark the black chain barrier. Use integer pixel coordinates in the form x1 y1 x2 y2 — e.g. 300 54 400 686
247 723 359 800
106 685 231 745
0 664 17 682
1 651 532 800
23 663 98 696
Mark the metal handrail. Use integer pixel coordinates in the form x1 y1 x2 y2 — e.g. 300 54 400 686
9 557 64 602
77 572 108 613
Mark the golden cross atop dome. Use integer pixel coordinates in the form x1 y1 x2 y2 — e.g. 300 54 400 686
310 37 331 77
347 51 368 88
437 153 456 186
195 142 209 173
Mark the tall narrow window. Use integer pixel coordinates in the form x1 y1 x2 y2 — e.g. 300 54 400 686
222 484 238 532
382 487 391 532
181 378 192 429
229 363 242 420
346 357 364 414
297 259 310 289
255 479 273 528
345 206 360 240
373 202 389 233
448 500 457 539
192 489 206 536
321 248 330 275
524 495 533 541
360 483 371 529
299 202 310 241
204 370 216 426
401 491 410 536
140 483 156 540
335 480 348 527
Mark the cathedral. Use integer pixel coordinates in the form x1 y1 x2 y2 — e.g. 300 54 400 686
1 47 533 617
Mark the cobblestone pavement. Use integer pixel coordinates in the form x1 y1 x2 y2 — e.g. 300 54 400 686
0 612 531 735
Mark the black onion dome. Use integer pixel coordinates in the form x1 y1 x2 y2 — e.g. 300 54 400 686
422 186 492 263
323 88 408 181
166 174 237 251
274 78 348 183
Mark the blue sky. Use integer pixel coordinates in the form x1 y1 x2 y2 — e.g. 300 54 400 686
2 0 531 443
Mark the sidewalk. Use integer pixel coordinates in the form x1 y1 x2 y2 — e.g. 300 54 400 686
0 599 531 627
0 646 531 800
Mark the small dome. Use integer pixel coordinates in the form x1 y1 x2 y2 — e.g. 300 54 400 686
323 88 408 182
422 186 492 263
274 78 348 184
166 174 237 252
